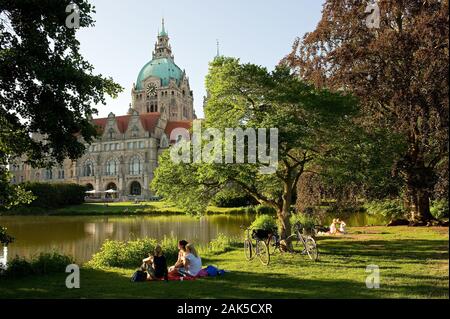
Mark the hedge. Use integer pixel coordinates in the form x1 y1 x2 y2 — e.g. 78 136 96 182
22 182 86 209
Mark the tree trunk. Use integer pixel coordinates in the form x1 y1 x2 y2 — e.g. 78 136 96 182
278 182 293 249
407 187 434 224
402 141 437 224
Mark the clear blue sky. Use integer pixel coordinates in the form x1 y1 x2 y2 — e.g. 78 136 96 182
77 0 325 118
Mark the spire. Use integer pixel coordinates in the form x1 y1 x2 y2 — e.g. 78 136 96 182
154 18 173 59
216 39 220 57
159 18 168 37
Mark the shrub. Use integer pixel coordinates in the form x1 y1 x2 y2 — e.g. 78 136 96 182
87 237 179 269
87 235 238 269
208 234 236 254
364 199 406 220
211 190 258 207
255 205 276 215
430 200 449 219
2 252 73 279
22 182 86 209
0 226 14 246
250 214 277 232
3 257 32 278
30 252 73 275
290 214 318 233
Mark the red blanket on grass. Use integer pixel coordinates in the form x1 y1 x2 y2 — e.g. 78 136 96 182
164 268 209 281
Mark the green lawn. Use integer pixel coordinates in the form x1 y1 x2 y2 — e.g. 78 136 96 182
1 201 249 216
1 226 448 299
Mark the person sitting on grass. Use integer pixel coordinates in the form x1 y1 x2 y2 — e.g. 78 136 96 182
178 243 202 277
337 219 347 234
328 219 338 235
168 240 188 273
142 245 168 281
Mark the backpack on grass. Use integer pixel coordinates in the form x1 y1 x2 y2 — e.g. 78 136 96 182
131 270 147 282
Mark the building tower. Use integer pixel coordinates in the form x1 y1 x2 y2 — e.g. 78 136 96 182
131 19 195 121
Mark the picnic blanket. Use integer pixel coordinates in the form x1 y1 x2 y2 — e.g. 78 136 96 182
164 266 223 281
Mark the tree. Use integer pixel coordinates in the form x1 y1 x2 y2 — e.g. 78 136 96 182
283 0 449 223
296 125 406 212
152 57 357 240
0 0 122 207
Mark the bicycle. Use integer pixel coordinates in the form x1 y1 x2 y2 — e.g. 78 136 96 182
268 222 319 261
241 226 271 266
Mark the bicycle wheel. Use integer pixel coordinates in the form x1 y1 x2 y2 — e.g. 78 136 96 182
286 234 301 253
256 240 270 265
244 239 254 261
267 235 278 255
304 236 319 261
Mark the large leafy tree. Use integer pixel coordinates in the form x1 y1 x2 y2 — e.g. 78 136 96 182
152 57 358 240
0 0 122 207
283 0 449 223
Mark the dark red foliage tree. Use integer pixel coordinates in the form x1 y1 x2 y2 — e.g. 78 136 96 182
283 0 449 223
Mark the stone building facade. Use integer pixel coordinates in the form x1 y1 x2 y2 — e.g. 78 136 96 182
9 21 194 200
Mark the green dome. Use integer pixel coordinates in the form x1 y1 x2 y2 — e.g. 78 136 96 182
136 57 183 90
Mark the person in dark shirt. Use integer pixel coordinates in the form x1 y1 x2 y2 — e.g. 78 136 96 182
142 245 168 281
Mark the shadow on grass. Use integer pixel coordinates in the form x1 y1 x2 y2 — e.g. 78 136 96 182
319 239 449 262
1 265 447 299
1 232 448 299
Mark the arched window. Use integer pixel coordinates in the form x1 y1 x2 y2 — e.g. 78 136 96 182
46 169 53 180
84 160 95 177
129 156 142 175
106 159 118 176
130 181 141 196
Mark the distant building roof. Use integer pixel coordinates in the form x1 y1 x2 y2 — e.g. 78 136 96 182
92 114 192 138
93 113 161 134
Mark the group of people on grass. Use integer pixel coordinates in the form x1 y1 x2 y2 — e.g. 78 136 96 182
329 218 346 235
141 240 202 281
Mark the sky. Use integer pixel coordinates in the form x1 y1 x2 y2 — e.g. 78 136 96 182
77 0 325 118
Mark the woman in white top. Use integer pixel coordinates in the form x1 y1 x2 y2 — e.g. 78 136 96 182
180 243 202 277
338 219 347 234
329 219 338 235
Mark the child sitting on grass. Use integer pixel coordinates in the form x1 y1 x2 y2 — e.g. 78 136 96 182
142 245 168 281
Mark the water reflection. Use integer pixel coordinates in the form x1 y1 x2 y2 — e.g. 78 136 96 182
0 215 254 264
0 212 387 264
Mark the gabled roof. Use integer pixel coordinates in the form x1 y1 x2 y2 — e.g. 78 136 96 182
140 113 161 131
92 113 162 134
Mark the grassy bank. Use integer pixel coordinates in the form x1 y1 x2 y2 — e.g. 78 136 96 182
0 201 250 216
1 226 448 299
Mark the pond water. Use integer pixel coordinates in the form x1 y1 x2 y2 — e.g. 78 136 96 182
0 214 254 264
0 212 387 264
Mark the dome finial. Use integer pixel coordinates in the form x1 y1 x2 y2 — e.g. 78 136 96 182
159 17 168 37
216 39 220 57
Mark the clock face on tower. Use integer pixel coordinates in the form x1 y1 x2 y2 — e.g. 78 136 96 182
146 83 157 96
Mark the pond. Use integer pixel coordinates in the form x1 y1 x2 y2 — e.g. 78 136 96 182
0 214 254 264
0 212 387 264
